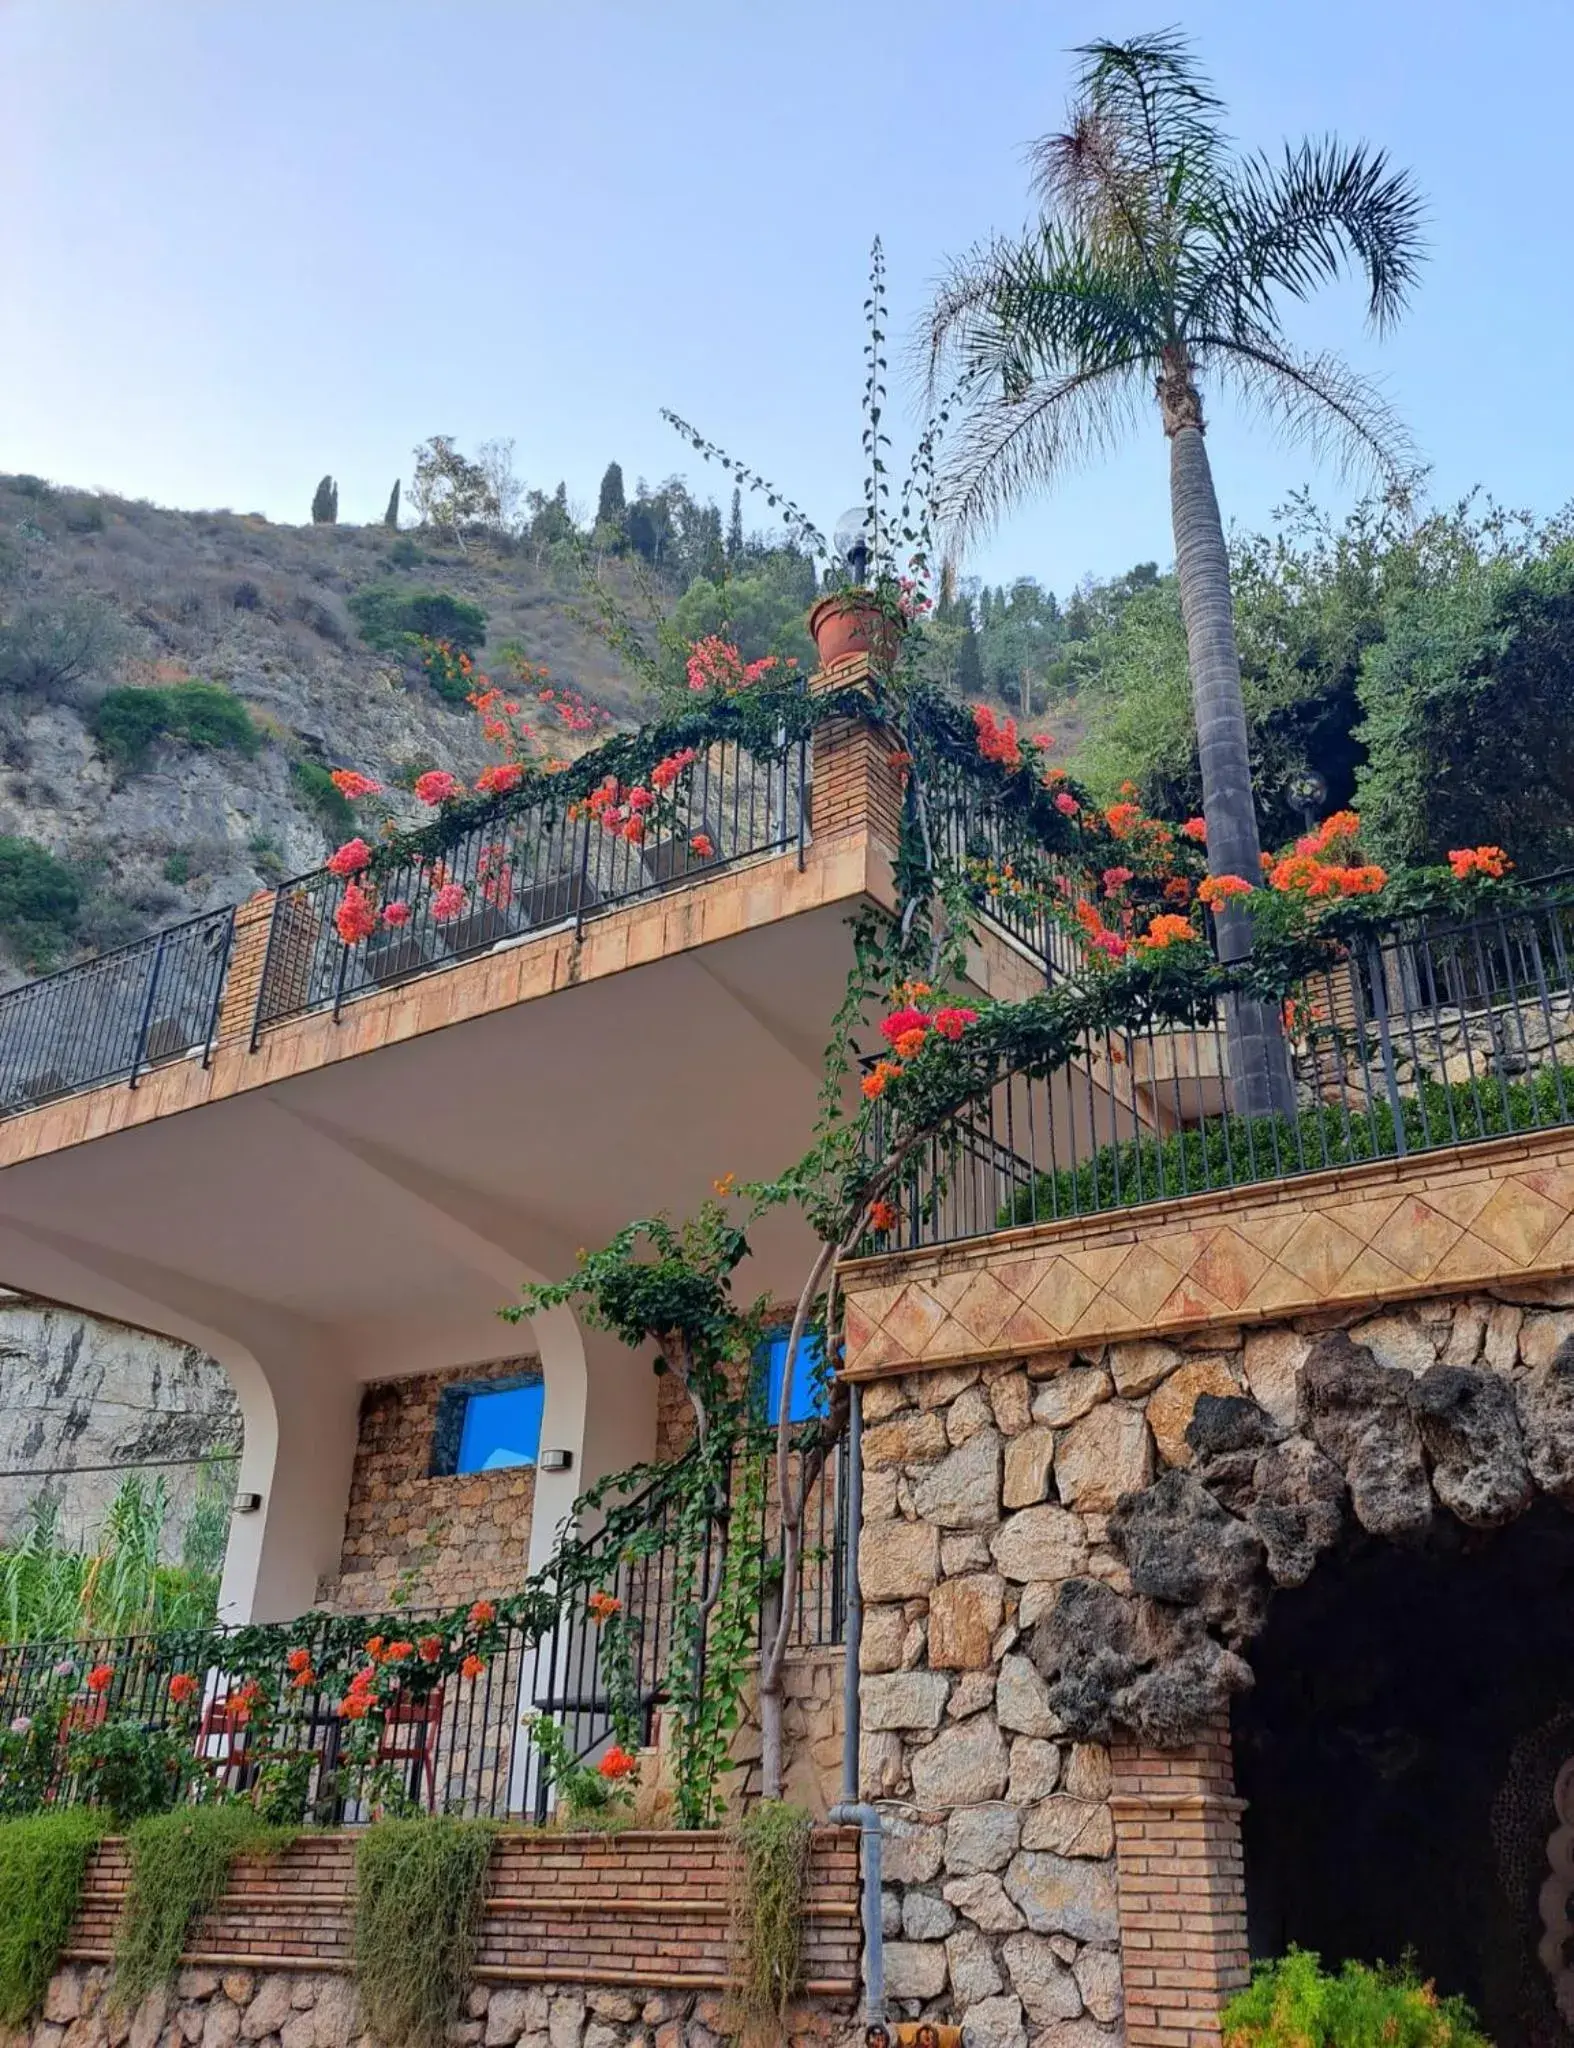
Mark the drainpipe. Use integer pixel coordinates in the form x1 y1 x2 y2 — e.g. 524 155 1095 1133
831 1381 886 2024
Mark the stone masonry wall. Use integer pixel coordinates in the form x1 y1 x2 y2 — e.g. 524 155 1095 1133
320 1359 538 1613
857 1272 1574 2048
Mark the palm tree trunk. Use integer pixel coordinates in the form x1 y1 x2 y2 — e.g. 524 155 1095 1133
1166 383 1295 1121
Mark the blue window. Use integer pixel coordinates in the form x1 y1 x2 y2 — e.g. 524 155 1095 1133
431 1375 544 1476
756 1329 828 1426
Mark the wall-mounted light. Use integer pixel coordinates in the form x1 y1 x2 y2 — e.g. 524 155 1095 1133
233 1491 263 1514
539 1449 573 1473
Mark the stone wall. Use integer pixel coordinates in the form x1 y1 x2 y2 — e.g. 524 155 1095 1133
855 1273 1574 2047
320 1359 539 1613
0 1291 238 1556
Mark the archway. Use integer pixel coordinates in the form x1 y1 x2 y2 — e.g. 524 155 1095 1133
1233 1497 1574 2048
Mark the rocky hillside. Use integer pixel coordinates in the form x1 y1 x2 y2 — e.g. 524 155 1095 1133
0 474 657 983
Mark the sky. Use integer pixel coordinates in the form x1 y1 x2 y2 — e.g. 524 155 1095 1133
1 0 1570 594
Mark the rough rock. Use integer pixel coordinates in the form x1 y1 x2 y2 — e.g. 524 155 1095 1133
883 1818 946 1885
947 1385 998 1443
1351 1311 1439 1376
862 1379 912 1422
1004 1428 1058 1510
1111 1470 1267 1636
1021 1797 1114 1859
860 1604 908 1673
1147 1358 1241 1467
1485 1302 1524 1371
1031 1369 1111 1429
902 1891 958 1941
949 1671 1000 1719
863 1670 952 1732
960 1994 1026 2048
1031 2020 1124 2048
917 1365 985 1409
128 1993 169 2048
1028 1579 1143 1740
989 1372 1034 1437
1243 1329 1310 1428
546 1997 584 2048
1521 1313 1574 1370
911 1428 1003 1528
221 1980 254 2010
1518 1336 1574 1501
1003 1852 1119 1943
1073 1949 1123 2024
929 1575 1007 1671
1299 1331 1433 1536
864 1411 950 1467
242 1981 295 2042
991 1506 1090 1585
910 1715 1011 1806
1055 1403 1153 1512
946 1928 1005 2007
1109 1340 1180 1398
202 2005 242 2048
1113 1633 1254 1746
1444 1300 1489 1367
178 1978 221 2006
1008 1739 1063 1804
1247 1438 1346 1586
1002 1934 1084 2025
944 1872 1027 1932
1185 1393 1274 1462
943 1532 996 1576
882 1889 902 1938
860 1520 941 1601
996 1652 1061 1738
1412 1363 1533 1525
945 1803 1023 1875
883 1942 948 2001
46 1979 83 2025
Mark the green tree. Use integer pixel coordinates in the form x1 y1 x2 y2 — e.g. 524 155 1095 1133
726 486 744 566
0 837 79 967
409 436 498 546
926 31 1423 1114
1356 546 1574 873
384 479 401 529
597 462 626 525
348 586 487 656
310 475 338 525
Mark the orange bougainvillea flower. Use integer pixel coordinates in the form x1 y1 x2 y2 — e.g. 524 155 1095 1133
85 1664 114 1694
868 1198 900 1233
587 1590 622 1625
330 771 382 800
1103 801 1142 840
597 1745 639 1781
1138 913 1200 951
384 1641 414 1663
972 704 1022 769
417 1635 444 1663
933 1007 979 1041
327 837 372 878
286 1647 313 1674
1448 845 1512 880
1197 874 1254 908
335 883 378 945
689 833 715 860
461 1654 487 1682
337 1692 372 1720
168 1672 199 1705
468 1601 497 1629
1180 817 1207 843
861 1059 901 1101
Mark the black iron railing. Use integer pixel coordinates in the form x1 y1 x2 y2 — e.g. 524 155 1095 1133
0 909 235 1120
869 886 1574 1252
0 1434 847 1822
252 736 810 1035
923 749 1087 979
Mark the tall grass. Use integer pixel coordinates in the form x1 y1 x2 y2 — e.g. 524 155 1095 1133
0 1465 233 1644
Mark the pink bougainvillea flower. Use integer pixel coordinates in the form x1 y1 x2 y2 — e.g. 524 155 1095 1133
689 833 715 859
327 837 372 877
431 882 467 922
380 900 412 928
335 884 378 945
414 770 462 806
932 1007 979 1041
1054 792 1080 817
1179 816 1208 843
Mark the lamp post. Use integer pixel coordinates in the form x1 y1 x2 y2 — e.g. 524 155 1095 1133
1289 768 1328 838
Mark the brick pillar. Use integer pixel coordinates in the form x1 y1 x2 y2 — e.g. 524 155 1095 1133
809 652 906 853
214 891 278 1045
1110 1716 1250 2048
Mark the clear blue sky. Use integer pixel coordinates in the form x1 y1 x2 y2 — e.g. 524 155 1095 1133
1 0 1568 593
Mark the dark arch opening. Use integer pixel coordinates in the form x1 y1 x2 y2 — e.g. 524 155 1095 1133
1232 1495 1574 2048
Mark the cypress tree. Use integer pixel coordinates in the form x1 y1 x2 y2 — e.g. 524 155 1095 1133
311 475 338 524
596 462 626 524
726 487 744 565
954 608 985 699
384 479 401 529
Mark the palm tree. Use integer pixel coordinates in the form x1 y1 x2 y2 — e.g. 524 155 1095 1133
926 32 1425 1116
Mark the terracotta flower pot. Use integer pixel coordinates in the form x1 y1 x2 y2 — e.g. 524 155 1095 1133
807 591 904 673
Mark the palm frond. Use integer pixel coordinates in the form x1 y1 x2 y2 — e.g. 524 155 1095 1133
1195 139 1427 333
1198 334 1414 486
934 358 1147 552
1036 32 1227 213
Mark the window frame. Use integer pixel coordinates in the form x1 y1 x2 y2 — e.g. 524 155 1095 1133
429 1370 546 1478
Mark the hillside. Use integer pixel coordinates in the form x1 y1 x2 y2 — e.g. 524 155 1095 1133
0 475 661 982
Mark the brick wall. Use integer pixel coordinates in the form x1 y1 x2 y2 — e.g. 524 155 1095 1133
60 1827 861 1994
321 1359 540 1613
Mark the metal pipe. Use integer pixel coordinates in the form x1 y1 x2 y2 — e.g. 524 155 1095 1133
832 1384 884 2024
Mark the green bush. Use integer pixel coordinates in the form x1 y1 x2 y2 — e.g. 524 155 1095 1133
93 681 258 771
727 1802 813 2048
1222 1949 1487 2048
114 1809 294 2010
0 1811 103 2025
66 1722 192 1829
290 760 355 839
353 1819 496 2048
1000 1062 1574 1227
0 835 79 967
348 585 486 655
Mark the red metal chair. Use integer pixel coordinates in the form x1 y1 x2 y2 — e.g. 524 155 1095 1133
377 1688 444 1810
194 1692 254 1793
